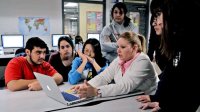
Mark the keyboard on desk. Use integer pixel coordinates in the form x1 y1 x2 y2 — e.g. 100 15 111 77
61 91 80 102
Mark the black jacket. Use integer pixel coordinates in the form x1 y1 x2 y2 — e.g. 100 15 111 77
149 0 200 111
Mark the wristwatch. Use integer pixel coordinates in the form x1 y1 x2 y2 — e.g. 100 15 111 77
97 89 102 98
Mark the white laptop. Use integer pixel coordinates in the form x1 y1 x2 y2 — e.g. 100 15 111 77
34 72 94 106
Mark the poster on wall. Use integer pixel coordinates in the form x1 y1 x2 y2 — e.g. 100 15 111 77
18 17 50 36
129 12 140 33
86 11 102 33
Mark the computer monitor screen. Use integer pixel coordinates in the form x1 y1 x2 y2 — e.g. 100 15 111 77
87 33 100 41
1 34 24 48
52 34 70 47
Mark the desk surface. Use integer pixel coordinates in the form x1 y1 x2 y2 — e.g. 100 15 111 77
52 96 150 112
0 83 69 112
0 54 15 58
0 82 151 112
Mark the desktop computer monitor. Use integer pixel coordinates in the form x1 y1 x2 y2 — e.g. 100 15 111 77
52 34 70 47
87 33 100 41
1 34 24 48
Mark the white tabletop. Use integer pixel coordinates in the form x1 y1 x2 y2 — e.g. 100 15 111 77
0 82 151 112
51 96 151 112
0 54 15 58
0 83 71 112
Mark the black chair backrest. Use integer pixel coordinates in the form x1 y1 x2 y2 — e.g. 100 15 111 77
15 48 26 57
0 66 6 87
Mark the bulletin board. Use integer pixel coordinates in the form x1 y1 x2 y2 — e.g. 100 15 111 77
86 11 103 33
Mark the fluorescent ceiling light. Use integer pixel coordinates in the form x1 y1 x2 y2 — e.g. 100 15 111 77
65 3 78 7
70 17 77 20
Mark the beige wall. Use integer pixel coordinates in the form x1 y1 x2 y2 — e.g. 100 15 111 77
79 3 102 42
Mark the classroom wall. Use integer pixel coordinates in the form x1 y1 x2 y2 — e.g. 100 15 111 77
0 0 62 51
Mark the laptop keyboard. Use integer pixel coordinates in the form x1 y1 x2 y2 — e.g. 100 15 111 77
61 91 80 101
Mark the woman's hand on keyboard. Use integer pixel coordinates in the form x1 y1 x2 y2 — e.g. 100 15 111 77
77 80 97 98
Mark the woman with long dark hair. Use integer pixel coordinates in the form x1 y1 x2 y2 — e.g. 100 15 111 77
137 0 200 111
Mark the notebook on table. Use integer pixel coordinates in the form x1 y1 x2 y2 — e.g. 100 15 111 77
34 72 94 106
34 72 144 107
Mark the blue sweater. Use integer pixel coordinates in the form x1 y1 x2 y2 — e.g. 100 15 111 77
68 57 108 85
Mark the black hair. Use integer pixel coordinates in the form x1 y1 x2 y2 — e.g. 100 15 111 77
15 47 26 57
58 36 74 50
75 35 83 44
25 37 47 52
58 36 74 56
150 0 188 60
147 16 161 61
111 2 131 27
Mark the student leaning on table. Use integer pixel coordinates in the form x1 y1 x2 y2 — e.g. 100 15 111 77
5 37 63 91
72 31 158 98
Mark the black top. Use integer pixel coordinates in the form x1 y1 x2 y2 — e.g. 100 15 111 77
147 32 168 71
151 49 200 112
48 52 73 82
149 1 200 111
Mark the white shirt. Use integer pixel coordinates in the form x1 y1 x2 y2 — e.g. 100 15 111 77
88 52 158 97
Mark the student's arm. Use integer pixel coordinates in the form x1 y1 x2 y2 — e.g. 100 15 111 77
92 60 102 72
43 61 63 85
86 55 108 74
5 58 37 91
86 56 101 72
7 79 36 91
68 57 85 85
76 51 88 74
100 26 117 52
27 72 63 91
27 61 63 91
27 73 63 91
90 56 157 97
52 73 63 84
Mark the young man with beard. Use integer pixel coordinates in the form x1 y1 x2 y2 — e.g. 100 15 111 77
5 37 63 91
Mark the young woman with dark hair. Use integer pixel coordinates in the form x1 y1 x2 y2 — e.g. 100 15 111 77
100 2 138 63
137 0 200 111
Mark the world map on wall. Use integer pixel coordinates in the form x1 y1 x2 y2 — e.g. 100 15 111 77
18 17 50 36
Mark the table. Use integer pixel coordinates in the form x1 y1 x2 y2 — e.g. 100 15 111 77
0 54 15 58
50 95 150 112
0 82 151 112
0 83 69 112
